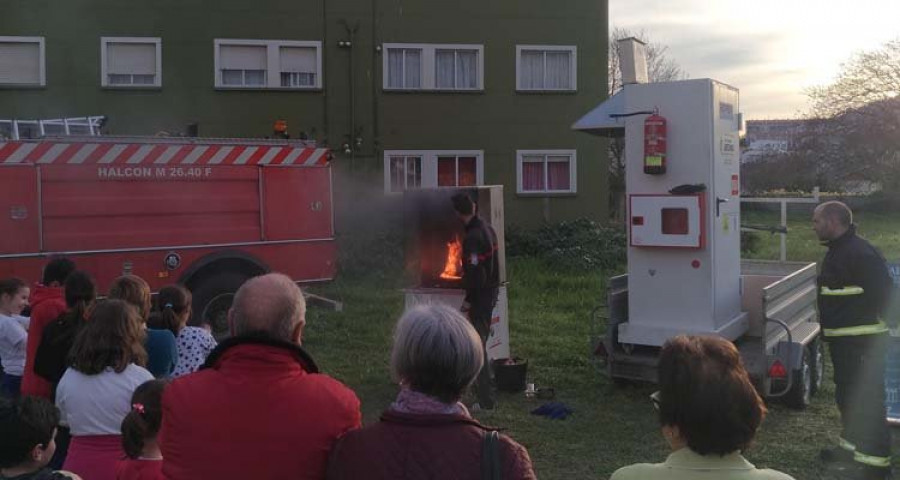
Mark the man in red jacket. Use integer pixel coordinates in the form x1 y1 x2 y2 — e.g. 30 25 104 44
21 258 75 399
160 273 361 480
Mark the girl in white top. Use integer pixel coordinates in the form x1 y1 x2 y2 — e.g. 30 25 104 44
0 277 30 398
148 284 217 377
55 299 153 480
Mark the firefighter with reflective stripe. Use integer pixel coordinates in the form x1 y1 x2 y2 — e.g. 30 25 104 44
814 201 893 480
452 192 499 410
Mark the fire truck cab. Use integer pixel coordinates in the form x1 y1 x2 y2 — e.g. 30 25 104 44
0 135 336 338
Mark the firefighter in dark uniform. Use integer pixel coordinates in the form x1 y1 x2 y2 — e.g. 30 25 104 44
814 201 893 480
452 193 499 410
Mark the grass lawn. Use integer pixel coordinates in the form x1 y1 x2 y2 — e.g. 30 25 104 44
301 209 900 480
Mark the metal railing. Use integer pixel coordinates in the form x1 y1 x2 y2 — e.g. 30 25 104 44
0 116 106 140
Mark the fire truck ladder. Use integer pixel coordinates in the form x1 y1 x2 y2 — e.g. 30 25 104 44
0 116 106 140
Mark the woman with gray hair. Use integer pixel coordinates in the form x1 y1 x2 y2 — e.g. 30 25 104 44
327 304 536 479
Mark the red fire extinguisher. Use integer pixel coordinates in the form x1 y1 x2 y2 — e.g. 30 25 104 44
644 113 667 175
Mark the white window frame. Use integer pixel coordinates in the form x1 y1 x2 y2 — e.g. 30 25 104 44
383 150 484 194
214 39 323 90
515 45 577 92
0 36 46 87
100 37 162 88
382 43 484 92
516 149 577 195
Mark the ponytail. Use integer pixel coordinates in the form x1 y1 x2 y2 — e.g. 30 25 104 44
148 285 192 336
120 379 167 459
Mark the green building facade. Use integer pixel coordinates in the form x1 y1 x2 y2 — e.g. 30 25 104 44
0 0 609 227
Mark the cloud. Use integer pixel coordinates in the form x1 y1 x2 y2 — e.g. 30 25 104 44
610 0 900 118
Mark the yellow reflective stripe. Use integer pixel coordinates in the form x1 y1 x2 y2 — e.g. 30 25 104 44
823 322 889 337
854 451 891 468
820 286 865 296
839 438 856 451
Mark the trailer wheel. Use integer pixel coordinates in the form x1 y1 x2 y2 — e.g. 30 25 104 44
191 272 252 341
785 345 813 409
809 337 825 396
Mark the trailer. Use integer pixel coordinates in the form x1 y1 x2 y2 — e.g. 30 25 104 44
573 39 821 407
602 260 823 407
0 135 335 338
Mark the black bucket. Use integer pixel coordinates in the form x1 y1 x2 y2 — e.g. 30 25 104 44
492 358 528 393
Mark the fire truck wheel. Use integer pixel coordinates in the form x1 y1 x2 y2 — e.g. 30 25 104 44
785 345 813 409
809 337 825 396
192 272 251 341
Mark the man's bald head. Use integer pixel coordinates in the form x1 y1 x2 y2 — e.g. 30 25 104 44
229 273 306 343
813 201 853 242
816 201 853 227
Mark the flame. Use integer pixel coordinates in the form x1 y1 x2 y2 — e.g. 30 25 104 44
439 236 463 280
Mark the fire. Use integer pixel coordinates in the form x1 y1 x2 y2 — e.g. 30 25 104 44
439 236 463 280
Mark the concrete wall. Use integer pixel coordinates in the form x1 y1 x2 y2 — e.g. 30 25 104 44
0 0 609 228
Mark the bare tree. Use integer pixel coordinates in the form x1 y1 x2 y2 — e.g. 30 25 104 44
607 28 687 221
801 39 900 192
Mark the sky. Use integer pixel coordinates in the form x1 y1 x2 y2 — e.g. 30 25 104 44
610 0 900 119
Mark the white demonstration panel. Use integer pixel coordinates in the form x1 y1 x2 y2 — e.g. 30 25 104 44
404 286 510 360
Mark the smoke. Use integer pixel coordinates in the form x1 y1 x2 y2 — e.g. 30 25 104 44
330 163 405 279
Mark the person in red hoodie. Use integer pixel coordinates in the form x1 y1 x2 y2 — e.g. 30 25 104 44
21 258 75 400
159 273 361 480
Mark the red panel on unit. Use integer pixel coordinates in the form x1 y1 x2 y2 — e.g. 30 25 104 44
0 166 39 254
661 208 689 235
263 167 333 240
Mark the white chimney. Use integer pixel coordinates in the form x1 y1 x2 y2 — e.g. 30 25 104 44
617 37 649 85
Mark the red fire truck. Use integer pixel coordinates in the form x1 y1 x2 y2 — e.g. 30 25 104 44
0 135 335 337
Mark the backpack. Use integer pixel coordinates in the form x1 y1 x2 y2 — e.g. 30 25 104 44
33 312 82 384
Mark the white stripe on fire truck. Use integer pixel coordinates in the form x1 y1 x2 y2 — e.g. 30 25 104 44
127 145 156 164
67 144 100 164
36 143 70 164
304 148 327 166
98 144 128 164
153 145 182 164
207 146 233 165
233 147 258 165
4 143 38 164
257 147 283 165
181 146 208 164
281 148 305 165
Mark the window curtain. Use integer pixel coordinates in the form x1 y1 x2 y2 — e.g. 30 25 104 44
390 156 405 192
545 51 572 89
437 156 456 186
456 50 477 89
520 50 544 89
458 156 477 186
522 157 545 191
404 50 421 88
435 50 455 89
547 157 571 190
405 156 422 188
387 49 403 88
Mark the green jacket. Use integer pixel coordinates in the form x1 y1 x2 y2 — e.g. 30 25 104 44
610 448 795 480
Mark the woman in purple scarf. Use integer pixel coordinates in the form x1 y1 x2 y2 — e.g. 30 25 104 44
327 304 535 480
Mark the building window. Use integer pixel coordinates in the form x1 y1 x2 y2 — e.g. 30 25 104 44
0 36 45 87
214 39 322 89
437 155 477 187
383 43 483 91
386 48 422 89
516 45 577 91
101 37 162 88
516 150 577 194
384 150 483 193
388 155 423 193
